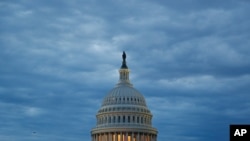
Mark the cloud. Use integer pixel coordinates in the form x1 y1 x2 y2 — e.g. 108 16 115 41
1 0 250 141
23 107 44 117
156 74 250 91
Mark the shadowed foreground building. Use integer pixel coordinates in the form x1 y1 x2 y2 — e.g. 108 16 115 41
91 52 158 141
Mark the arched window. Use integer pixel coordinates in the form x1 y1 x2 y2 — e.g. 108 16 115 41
118 116 120 123
128 116 130 123
108 116 111 123
123 116 125 123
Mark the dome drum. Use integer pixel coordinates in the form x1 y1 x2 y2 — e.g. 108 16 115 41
95 113 153 127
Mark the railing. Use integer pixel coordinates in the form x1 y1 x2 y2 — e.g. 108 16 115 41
95 123 155 128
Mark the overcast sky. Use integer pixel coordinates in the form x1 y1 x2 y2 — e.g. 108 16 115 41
1 0 250 141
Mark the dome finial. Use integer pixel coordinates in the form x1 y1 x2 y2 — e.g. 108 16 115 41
121 51 128 69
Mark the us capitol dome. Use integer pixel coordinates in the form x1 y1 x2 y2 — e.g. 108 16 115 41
91 52 158 141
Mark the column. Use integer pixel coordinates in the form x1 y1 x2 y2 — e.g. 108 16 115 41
136 133 139 141
132 132 134 141
121 132 123 141
108 133 111 141
115 132 118 141
125 132 128 141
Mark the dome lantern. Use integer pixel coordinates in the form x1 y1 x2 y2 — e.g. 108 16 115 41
118 51 131 86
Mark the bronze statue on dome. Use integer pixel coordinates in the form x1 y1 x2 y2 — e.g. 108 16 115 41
121 51 128 69
122 51 126 61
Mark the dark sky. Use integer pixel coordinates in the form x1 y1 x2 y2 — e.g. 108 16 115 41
0 0 250 141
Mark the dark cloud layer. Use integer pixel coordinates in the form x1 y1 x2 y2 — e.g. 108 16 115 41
1 0 250 141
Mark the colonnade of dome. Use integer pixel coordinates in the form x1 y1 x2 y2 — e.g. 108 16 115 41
96 113 152 126
91 132 157 141
91 52 157 141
